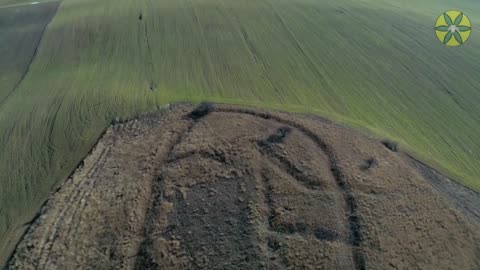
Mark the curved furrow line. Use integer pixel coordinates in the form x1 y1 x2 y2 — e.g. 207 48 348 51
134 118 198 269
59 146 113 253
34 146 111 270
257 141 323 191
215 108 366 270
5 142 110 269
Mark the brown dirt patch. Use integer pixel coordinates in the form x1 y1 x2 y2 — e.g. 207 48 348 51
6 104 480 270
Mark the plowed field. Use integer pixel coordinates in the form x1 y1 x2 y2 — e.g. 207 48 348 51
6 104 480 269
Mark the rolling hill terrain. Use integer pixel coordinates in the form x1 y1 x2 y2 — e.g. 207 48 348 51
6 104 480 269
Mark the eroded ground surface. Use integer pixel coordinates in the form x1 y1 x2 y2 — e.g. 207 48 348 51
6 104 480 270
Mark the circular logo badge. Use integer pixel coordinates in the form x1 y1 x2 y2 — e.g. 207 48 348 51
435 10 472 46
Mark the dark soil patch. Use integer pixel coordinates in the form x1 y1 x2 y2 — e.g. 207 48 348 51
314 227 339 241
171 177 260 269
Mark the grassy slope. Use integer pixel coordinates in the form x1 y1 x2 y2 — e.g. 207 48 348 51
0 1 60 261
0 1 53 7
0 2 59 102
1 0 479 264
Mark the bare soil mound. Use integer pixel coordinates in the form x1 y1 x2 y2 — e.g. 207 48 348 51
6 104 480 270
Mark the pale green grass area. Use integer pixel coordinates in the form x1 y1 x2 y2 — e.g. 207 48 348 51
1 0 479 264
0 2 58 101
0 1 52 8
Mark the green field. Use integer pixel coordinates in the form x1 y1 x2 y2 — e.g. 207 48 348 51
0 1 59 102
1 0 479 265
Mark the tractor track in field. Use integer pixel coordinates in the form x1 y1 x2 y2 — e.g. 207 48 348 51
0 1 60 109
137 3 157 92
141 13 157 92
227 8 282 96
265 0 331 92
6 104 480 270
35 145 112 270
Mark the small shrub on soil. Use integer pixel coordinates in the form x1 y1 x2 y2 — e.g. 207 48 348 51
266 126 292 144
112 117 121 124
361 158 378 170
188 102 215 120
381 140 398 152
149 81 157 91
267 238 281 251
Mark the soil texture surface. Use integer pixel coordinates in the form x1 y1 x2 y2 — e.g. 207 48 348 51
6 104 480 270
